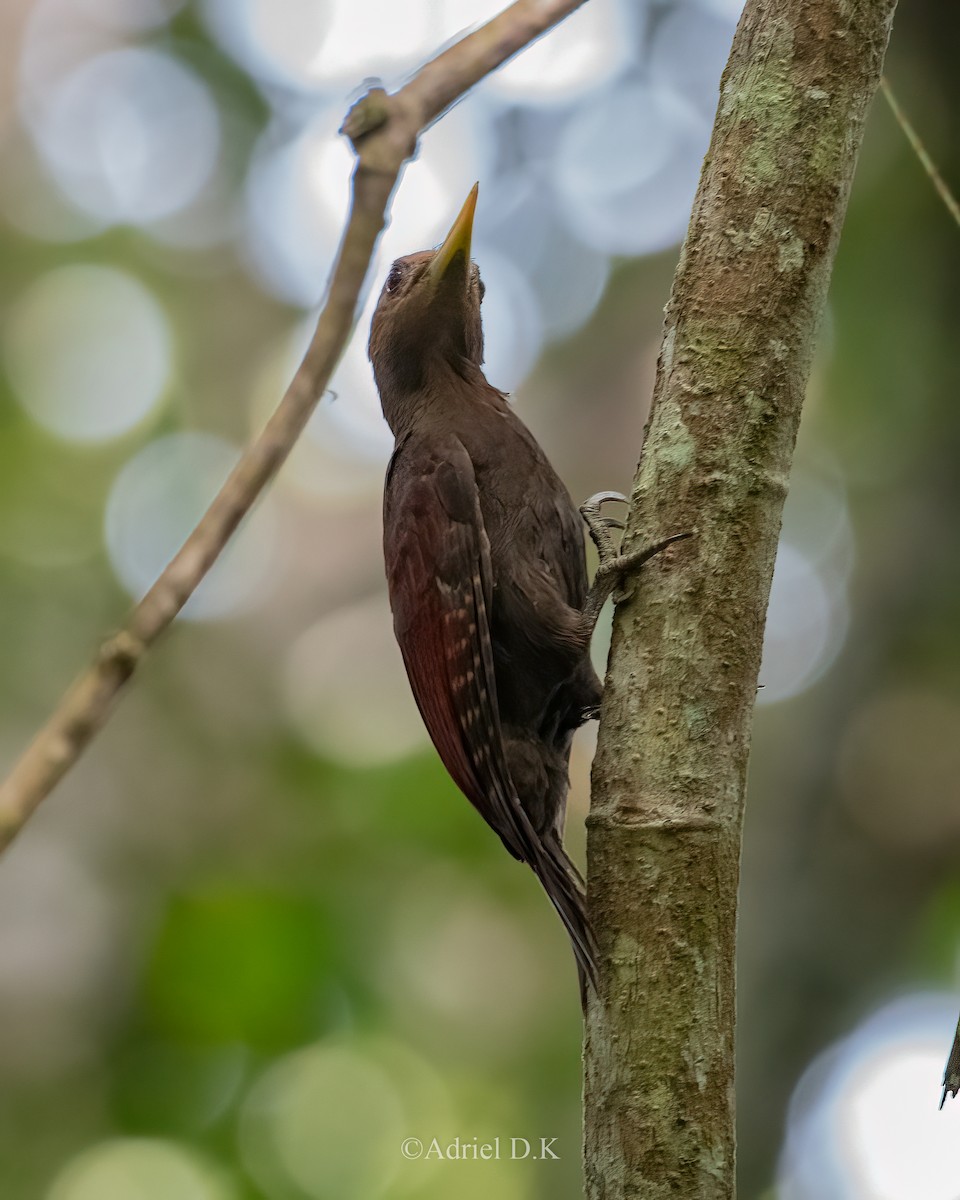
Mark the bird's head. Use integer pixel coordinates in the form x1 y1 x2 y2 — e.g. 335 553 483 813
369 183 485 401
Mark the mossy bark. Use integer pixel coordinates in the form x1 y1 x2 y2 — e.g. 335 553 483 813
583 1 897 1196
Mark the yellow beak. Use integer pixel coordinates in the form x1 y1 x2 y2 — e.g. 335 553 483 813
425 183 478 287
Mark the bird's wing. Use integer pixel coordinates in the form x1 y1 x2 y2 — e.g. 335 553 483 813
384 433 597 993
384 435 542 864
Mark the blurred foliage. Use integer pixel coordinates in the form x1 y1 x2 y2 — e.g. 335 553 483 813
0 1 958 1199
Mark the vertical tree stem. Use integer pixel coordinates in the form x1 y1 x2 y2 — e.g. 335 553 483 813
583 1 897 1195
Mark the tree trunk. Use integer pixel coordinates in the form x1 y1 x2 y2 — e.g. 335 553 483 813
583 1 898 1196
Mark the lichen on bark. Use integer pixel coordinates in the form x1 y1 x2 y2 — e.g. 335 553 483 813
583 1 898 1196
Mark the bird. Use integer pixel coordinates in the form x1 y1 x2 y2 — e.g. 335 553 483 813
369 184 686 1002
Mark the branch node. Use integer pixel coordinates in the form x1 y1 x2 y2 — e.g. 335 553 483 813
98 631 145 682
341 87 391 146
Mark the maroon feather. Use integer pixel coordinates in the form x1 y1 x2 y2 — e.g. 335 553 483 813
384 436 596 992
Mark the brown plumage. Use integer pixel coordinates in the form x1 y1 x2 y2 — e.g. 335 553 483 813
369 185 603 999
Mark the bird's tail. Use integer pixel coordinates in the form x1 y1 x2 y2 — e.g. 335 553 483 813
531 834 597 1008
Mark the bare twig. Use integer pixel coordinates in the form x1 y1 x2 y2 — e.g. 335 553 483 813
881 77 960 231
0 0 586 853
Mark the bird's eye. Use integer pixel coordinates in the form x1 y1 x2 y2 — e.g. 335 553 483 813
478 278 486 302
385 266 403 294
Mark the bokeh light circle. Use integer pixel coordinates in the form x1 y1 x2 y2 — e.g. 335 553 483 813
201 0 334 91
757 542 847 705
0 838 115 1008
3 264 171 442
104 433 281 620
473 248 544 393
47 1138 234 1200
239 1041 405 1200
554 80 709 256
441 0 633 106
533 229 610 340
687 0 745 22
203 0 432 91
244 116 344 307
0 129 108 243
384 871 550 1048
247 318 388 506
23 46 220 226
322 322 396 462
282 595 428 766
473 169 611 340
73 0 187 32
649 3 739 121
779 466 855 583
778 993 960 1200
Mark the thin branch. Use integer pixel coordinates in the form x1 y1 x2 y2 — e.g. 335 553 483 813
0 0 586 853
881 77 960 230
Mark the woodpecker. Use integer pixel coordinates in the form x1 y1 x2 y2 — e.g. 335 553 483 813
369 184 685 1000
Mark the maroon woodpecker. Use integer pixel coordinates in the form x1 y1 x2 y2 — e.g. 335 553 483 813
369 184 684 1000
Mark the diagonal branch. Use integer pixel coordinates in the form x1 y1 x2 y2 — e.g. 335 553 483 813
0 0 586 853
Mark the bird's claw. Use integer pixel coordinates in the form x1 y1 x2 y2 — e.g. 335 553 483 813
580 491 629 563
581 490 629 510
579 491 695 632
580 530 694 635
579 491 629 523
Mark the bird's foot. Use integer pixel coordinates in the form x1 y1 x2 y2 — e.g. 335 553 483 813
579 491 629 565
581 531 693 633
